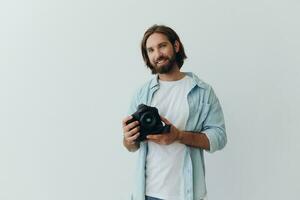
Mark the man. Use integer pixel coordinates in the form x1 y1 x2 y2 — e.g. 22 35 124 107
122 25 227 200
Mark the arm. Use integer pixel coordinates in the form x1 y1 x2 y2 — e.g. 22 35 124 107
147 105 226 153
180 90 227 152
123 86 143 152
122 116 140 152
147 88 226 151
123 137 140 152
200 88 227 153
177 131 210 150
147 116 210 150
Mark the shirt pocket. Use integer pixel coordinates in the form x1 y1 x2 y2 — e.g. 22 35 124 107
186 102 211 132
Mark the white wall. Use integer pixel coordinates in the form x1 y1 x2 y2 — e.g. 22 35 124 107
0 1 299 199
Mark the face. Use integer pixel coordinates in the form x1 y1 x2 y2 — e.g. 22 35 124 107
145 33 179 74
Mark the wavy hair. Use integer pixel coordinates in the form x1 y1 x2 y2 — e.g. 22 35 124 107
141 25 187 73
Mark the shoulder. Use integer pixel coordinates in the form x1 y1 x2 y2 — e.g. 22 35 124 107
131 77 156 100
185 72 217 103
137 76 158 94
186 72 212 91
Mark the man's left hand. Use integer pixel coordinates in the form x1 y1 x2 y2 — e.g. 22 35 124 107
147 116 182 145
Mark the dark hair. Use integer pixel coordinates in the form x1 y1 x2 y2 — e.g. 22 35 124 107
141 24 187 71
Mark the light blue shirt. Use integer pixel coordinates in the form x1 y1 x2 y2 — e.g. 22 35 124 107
128 72 227 200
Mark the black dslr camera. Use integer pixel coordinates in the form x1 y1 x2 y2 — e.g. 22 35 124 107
126 104 171 141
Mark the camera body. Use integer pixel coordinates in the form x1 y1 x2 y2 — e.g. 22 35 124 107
126 104 171 141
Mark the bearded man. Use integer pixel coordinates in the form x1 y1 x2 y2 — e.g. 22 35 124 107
122 24 227 200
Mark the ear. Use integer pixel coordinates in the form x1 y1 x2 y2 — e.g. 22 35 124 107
174 40 180 53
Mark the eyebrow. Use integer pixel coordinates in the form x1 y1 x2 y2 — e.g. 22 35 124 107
146 47 153 52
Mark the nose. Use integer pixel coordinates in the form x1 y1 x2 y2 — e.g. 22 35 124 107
154 49 163 60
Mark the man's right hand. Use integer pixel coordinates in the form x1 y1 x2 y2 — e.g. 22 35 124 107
122 116 140 151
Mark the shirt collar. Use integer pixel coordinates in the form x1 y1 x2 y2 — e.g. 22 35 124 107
149 72 206 89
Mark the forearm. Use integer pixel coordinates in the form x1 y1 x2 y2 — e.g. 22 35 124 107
123 137 140 152
177 131 210 150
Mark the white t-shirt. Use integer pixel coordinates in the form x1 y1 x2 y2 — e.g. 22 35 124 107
146 75 194 200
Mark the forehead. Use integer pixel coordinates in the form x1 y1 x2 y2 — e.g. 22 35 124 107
146 33 170 48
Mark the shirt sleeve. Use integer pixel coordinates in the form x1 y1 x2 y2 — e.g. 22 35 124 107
202 88 227 153
127 87 142 116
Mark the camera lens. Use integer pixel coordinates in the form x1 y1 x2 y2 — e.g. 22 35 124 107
140 111 156 128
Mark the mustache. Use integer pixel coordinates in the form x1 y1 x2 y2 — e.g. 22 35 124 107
155 56 169 64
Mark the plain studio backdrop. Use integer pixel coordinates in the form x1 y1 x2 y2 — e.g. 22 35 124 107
0 0 299 200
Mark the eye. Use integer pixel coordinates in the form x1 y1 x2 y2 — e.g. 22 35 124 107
147 48 153 53
159 43 167 48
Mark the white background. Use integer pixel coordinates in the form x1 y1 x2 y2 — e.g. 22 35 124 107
1 0 299 200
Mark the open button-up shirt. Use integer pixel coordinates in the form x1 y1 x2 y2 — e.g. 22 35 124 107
128 72 227 200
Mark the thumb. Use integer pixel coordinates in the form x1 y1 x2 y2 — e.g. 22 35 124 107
160 115 171 125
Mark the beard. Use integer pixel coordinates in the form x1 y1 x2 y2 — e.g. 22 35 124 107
150 53 177 74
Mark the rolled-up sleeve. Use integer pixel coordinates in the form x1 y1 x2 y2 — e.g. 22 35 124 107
202 89 227 153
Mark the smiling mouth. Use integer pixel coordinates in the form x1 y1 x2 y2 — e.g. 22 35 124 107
156 59 168 65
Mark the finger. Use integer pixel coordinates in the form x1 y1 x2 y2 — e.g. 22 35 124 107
160 115 171 125
124 121 139 132
122 116 133 127
147 134 162 140
127 132 140 143
147 138 162 144
127 126 140 137
124 126 139 138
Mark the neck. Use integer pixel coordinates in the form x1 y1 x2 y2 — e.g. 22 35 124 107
158 65 185 81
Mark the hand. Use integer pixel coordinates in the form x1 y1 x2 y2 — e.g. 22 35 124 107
147 115 182 145
122 116 140 145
